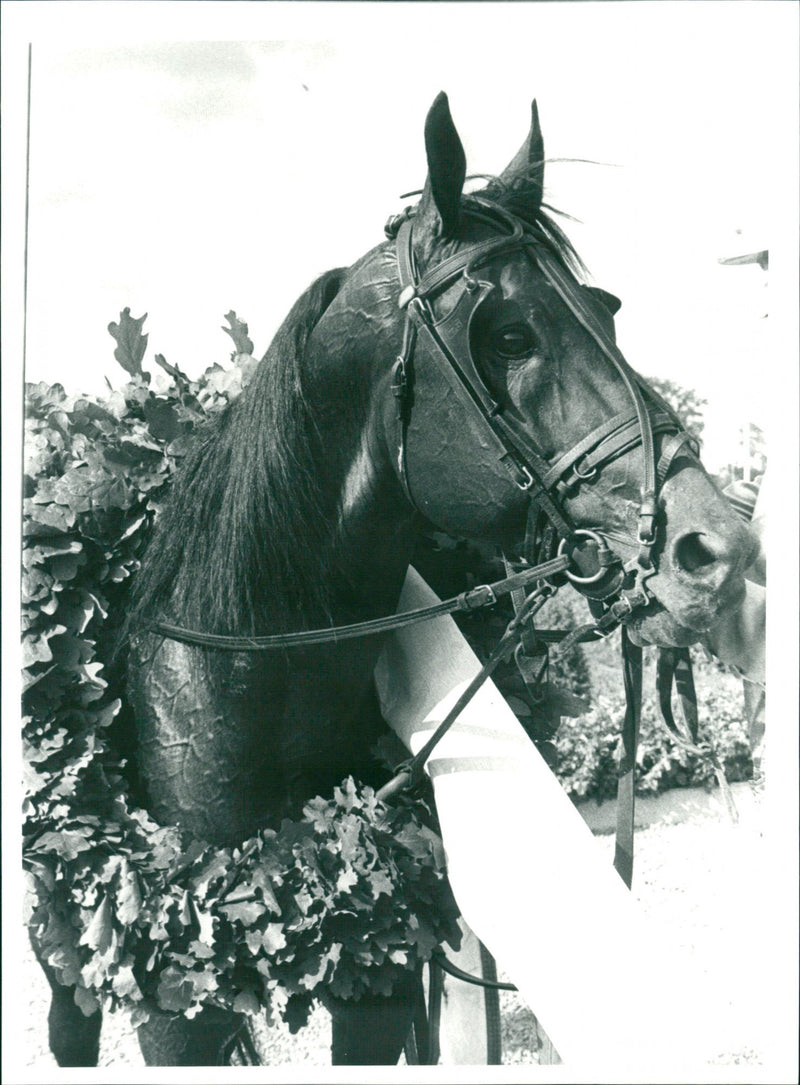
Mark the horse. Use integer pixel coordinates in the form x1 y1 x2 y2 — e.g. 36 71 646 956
32 92 755 1066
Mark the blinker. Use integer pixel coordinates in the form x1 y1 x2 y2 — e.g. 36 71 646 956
427 278 497 410
391 197 697 624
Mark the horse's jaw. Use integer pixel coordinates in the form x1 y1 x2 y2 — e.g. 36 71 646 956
624 589 745 648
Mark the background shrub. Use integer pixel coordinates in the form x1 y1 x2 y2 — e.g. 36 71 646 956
553 642 753 803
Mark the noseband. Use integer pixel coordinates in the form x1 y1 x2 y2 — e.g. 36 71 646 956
386 196 698 622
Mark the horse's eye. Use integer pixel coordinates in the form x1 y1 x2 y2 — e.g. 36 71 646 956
490 324 536 359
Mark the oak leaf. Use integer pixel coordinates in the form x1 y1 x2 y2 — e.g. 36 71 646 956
108 309 148 377
222 311 254 357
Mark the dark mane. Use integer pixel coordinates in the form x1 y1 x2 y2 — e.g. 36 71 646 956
130 269 345 636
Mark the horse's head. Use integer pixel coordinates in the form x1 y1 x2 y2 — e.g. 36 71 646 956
379 93 754 647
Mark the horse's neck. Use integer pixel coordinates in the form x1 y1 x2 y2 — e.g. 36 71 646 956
303 264 419 622
129 260 420 838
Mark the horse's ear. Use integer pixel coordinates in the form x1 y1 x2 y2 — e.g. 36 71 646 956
498 99 545 215
585 286 622 316
415 92 466 247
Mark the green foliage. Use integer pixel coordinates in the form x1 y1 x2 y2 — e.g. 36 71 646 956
108 308 149 378
27 777 460 1029
23 312 460 1026
222 311 255 359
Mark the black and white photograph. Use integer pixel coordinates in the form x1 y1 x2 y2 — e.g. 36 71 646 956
3 2 798 1081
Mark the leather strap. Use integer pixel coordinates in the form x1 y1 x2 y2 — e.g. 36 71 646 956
656 431 700 484
655 647 739 823
426 959 444 1064
656 647 699 743
614 628 643 888
396 217 573 534
535 249 658 569
396 203 525 305
407 291 574 533
543 407 642 488
546 410 681 495
376 583 556 802
147 554 570 652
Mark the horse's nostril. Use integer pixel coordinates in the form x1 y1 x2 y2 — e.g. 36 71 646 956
674 532 718 574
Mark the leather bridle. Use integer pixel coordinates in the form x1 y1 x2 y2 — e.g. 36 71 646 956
387 194 699 622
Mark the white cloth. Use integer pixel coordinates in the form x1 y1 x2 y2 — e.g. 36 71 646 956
375 566 716 1073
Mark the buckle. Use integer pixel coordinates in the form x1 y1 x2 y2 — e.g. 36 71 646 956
458 584 498 611
397 285 417 310
515 464 536 492
637 492 657 545
384 206 414 240
573 458 598 481
390 357 407 396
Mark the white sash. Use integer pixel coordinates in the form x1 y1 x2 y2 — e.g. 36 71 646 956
375 566 712 1072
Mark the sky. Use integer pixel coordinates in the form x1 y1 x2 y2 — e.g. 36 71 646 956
2 1 797 473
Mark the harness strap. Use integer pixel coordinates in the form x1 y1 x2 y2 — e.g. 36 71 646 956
502 553 554 711
613 628 643 888
542 407 643 489
546 410 684 496
656 647 699 744
146 555 569 651
534 249 659 570
432 948 517 992
409 299 573 531
396 203 525 304
426 960 444 1064
390 310 418 504
656 430 700 484
396 216 574 536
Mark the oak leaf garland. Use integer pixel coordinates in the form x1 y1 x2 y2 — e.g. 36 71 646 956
23 311 460 1029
